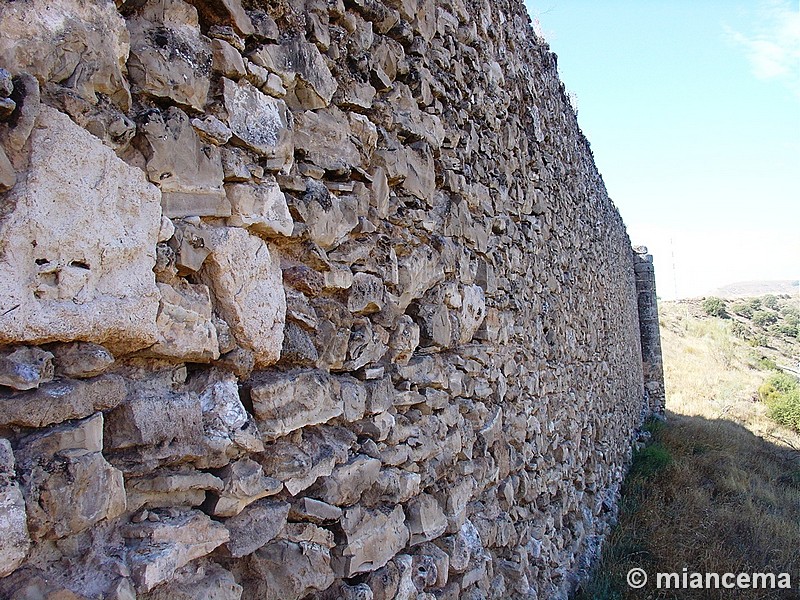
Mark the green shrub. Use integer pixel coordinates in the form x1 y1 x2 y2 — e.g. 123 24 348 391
752 310 778 327
763 294 778 309
730 302 753 318
730 321 750 339
702 297 728 318
754 356 780 371
748 298 762 310
759 373 800 432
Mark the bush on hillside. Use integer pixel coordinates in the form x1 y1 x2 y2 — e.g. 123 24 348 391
752 310 778 327
763 294 778 310
759 373 800 432
702 297 728 318
730 301 753 318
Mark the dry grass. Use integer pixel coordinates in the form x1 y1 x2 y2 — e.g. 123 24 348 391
573 300 800 599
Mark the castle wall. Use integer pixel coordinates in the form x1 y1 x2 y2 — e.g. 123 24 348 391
0 0 656 597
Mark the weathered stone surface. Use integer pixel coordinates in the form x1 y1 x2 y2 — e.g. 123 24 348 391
123 509 229 592
212 38 248 79
198 227 285 368
223 499 290 558
250 40 338 110
222 78 293 171
242 539 335 600
0 438 29 577
293 108 361 172
127 469 224 511
137 107 229 218
140 560 243 600
188 0 254 35
0 374 127 429
333 505 409 577
249 369 342 441
0 346 54 391
257 426 352 495
456 285 486 345
309 454 381 506
226 180 293 236
127 0 212 111
289 497 343 524
207 458 281 517
389 315 420 365
293 180 359 249
0 0 131 108
0 144 15 191
147 280 220 362
406 493 447 545
49 342 115 379
0 107 161 353
18 414 126 540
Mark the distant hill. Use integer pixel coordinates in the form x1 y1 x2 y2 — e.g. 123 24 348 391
712 280 799 298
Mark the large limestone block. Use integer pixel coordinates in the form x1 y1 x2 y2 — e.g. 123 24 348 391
127 0 212 111
308 454 381 507
122 509 230 593
222 78 293 171
249 369 342 441
243 539 335 600
0 107 162 354
0 0 131 109
137 107 229 218
198 227 285 367
333 505 410 577
0 439 30 577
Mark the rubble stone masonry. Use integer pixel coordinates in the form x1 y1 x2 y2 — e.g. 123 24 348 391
0 0 663 598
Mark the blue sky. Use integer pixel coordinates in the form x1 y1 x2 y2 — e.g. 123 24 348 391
525 0 799 298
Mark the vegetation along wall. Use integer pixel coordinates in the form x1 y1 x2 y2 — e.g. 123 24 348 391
0 0 663 598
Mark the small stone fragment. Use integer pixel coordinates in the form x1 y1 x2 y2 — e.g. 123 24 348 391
226 179 293 236
49 342 115 379
0 346 54 391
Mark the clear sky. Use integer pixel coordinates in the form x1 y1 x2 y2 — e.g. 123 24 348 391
525 0 800 299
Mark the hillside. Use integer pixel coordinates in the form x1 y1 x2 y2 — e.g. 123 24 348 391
574 295 800 599
712 280 800 299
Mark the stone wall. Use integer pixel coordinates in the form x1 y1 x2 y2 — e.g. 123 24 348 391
633 247 665 416
0 0 657 598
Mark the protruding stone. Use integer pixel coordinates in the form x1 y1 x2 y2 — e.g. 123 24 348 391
123 509 229 593
226 180 293 236
243 539 335 600
309 454 381 507
405 493 447 545
222 78 293 171
249 369 342 440
288 497 343 524
250 40 338 110
0 346 54 391
0 144 15 191
333 504 409 577
207 458 282 517
127 0 212 111
0 107 162 353
198 227 285 368
0 438 29 577
49 342 115 379
18 414 126 541
138 560 243 600
146 280 220 362
0 374 127 429
293 108 361 173
126 469 224 512
223 499 290 558
348 273 385 315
